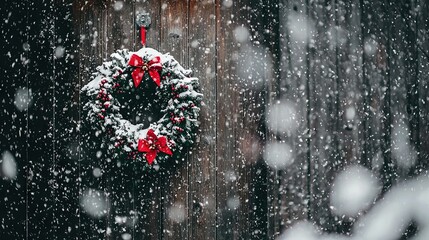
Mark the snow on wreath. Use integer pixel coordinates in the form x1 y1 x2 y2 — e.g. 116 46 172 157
81 47 203 168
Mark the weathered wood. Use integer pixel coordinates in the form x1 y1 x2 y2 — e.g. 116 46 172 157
4 0 429 238
360 0 390 184
276 1 311 236
416 0 429 173
52 0 81 237
104 1 136 239
76 0 109 238
331 0 363 233
215 0 253 239
188 0 217 239
26 0 56 238
379 0 397 190
133 1 164 239
159 0 190 239
307 0 339 231
0 0 28 238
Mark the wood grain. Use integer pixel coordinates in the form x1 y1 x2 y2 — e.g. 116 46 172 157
27 0 56 238
188 0 217 239
4 0 429 238
0 0 29 238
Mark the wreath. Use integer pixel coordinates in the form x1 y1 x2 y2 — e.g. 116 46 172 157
81 48 202 167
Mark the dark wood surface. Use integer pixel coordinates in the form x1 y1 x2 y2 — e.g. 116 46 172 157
1 0 429 239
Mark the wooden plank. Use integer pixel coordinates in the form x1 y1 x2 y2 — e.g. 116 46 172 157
273 0 311 237
336 0 362 170
51 0 81 237
379 0 397 189
216 0 256 239
133 1 164 239
328 0 364 233
75 0 110 238
305 0 339 232
215 0 237 238
26 0 57 238
359 0 390 182
188 0 217 239
103 1 136 239
388 0 422 180
400 0 424 177
244 1 276 237
0 0 28 238
415 0 429 173
159 1 190 239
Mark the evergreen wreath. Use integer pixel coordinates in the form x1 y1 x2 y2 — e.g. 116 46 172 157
81 47 202 167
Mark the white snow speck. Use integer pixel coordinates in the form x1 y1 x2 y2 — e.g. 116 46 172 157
330 165 380 217
327 26 347 48
233 25 250 43
167 203 185 223
263 142 294 169
121 233 131 240
345 107 356 120
236 43 271 89
190 40 200 48
113 1 124 11
227 196 240 210
277 221 319 240
23 42 30 51
287 12 314 45
93 167 102 178
266 101 298 134
14 87 33 111
222 0 233 8
55 46 65 58
1 151 17 180
80 188 109 218
392 119 417 169
364 37 378 56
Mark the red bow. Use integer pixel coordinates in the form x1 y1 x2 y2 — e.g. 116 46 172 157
138 129 172 165
128 54 162 88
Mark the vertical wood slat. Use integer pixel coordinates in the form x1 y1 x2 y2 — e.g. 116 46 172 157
308 0 338 231
53 0 81 237
388 0 410 180
105 1 136 239
275 1 310 236
401 0 422 177
379 0 395 191
360 0 389 180
215 0 247 239
357 0 386 197
27 0 56 238
188 0 217 239
416 0 429 173
134 1 163 239
76 0 109 238
0 0 28 238
4 0 429 238
159 0 190 239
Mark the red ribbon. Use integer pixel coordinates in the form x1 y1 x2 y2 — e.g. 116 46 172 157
138 129 172 165
128 54 162 88
140 26 146 47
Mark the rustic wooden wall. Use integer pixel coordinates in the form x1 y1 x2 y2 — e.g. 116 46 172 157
1 0 429 239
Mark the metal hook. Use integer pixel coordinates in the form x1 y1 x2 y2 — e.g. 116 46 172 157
136 13 151 29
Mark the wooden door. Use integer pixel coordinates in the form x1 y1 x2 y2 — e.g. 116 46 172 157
1 0 429 239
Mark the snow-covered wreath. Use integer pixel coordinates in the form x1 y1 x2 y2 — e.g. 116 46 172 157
81 48 202 167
